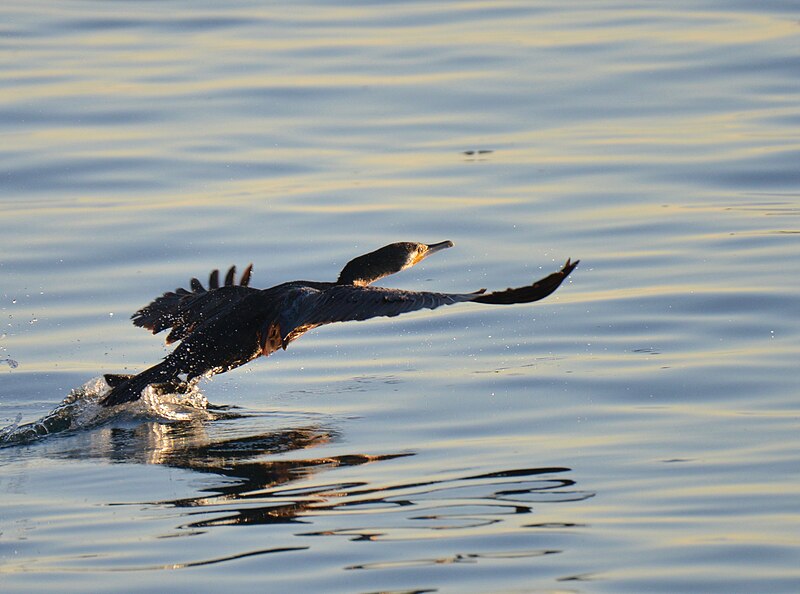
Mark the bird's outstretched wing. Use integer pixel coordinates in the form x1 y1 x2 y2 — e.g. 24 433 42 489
132 264 256 344
473 258 579 304
270 259 578 350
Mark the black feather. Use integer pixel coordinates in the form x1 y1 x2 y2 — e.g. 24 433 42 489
240 264 253 287
474 259 579 305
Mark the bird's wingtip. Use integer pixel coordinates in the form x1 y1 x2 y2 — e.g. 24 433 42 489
563 258 580 275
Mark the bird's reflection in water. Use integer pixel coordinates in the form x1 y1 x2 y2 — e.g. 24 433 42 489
50 416 411 527
47 415 592 549
150 425 412 529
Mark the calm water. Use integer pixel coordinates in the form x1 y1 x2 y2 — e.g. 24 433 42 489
2 2 800 592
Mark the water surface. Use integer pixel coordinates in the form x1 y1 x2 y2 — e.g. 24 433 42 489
2 2 799 592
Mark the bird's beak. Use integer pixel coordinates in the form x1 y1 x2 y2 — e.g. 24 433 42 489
416 240 454 264
427 240 454 253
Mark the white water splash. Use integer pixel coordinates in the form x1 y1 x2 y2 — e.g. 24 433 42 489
0 376 212 446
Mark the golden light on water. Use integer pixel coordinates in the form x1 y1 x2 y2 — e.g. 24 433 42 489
3 1 800 590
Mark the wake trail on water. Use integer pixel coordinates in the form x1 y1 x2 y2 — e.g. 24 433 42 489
0 376 214 447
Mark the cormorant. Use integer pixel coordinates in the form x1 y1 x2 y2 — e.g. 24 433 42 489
100 241 578 407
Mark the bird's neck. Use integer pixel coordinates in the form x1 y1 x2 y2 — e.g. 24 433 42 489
337 252 409 286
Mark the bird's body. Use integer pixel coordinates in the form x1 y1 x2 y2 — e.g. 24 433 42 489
100 241 578 407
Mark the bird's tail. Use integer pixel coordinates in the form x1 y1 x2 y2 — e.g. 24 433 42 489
100 360 178 407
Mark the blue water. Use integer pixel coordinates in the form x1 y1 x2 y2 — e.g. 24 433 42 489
2 2 799 592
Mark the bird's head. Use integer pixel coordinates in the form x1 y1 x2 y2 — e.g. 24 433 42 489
337 240 454 286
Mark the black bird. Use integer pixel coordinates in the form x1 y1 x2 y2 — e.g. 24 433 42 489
100 241 578 407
